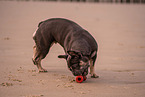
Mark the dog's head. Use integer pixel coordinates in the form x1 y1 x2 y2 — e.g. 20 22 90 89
58 51 96 76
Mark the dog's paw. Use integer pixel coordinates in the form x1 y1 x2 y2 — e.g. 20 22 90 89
91 74 99 78
39 68 48 73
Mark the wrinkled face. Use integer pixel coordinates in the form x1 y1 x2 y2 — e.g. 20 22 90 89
58 50 97 76
67 51 90 76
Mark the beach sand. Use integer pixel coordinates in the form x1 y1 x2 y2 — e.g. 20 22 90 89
0 1 145 97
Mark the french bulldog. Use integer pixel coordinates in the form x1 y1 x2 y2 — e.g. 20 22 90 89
32 18 99 78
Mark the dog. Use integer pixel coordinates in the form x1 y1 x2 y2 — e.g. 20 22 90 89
32 18 98 78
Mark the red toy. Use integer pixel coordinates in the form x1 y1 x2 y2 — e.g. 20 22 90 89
76 76 87 83
83 76 87 81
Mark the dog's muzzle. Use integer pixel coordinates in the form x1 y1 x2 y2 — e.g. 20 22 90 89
71 65 89 76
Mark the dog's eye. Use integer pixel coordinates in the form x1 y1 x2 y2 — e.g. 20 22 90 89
82 57 89 62
70 56 80 63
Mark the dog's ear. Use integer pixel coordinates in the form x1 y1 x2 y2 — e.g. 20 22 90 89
58 55 68 59
67 51 82 58
90 51 97 58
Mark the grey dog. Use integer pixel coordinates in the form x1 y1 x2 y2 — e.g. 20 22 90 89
32 18 98 78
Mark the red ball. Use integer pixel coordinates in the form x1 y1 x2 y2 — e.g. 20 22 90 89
76 76 83 83
83 76 87 81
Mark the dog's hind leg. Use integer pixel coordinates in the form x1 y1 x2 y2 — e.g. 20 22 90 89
32 45 48 72
32 25 56 72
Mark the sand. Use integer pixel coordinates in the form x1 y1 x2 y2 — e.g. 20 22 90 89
0 1 145 97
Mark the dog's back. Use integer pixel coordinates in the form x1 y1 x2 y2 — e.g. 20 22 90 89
35 18 97 54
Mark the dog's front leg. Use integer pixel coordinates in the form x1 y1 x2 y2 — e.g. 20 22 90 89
90 59 99 78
